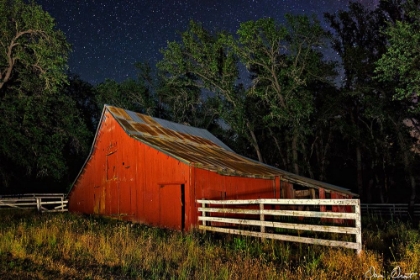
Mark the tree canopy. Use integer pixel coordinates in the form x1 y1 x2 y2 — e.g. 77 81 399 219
0 0 69 94
375 0 420 112
0 0 89 192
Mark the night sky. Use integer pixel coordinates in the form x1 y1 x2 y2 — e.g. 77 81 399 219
36 0 379 85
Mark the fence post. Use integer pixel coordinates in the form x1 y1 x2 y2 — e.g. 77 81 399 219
202 200 207 232
36 197 41 212
260 202 265 234
355 199 362 255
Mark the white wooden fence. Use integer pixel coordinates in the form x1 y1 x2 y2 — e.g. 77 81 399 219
197 199 362 254
0 193 68 212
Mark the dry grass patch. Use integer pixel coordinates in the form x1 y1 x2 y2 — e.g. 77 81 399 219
0 209 418 279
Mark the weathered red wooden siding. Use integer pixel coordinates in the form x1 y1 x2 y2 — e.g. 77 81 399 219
331 192 353 224
319 188 326 212
194 168 277 200
69 111 191 230
282 181 295 199
190 168 278 227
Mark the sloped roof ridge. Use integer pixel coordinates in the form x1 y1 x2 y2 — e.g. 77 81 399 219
106 105 233 151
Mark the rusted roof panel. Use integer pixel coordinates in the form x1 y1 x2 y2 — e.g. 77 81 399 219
106 105 355 196
152 115 232 151
139 114 162 126
131 123 160 137
112 107 133 121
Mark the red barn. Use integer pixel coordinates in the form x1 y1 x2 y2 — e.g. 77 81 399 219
68 105 356 230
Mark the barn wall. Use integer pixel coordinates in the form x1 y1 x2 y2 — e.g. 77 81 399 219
190 168 278 228
69 111 191 230
193 168 277 200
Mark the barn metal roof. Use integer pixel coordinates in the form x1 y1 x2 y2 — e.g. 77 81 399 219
106 105 356 196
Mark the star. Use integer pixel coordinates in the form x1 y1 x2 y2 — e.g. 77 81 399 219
36 0 378 85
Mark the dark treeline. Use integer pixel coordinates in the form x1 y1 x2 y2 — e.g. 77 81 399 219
0 0 419 205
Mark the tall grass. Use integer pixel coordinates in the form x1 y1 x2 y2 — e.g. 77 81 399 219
0 209 418 279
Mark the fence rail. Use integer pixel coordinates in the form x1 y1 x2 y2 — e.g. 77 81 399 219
361 203 420 218
197 199 362 254
0 193 68 212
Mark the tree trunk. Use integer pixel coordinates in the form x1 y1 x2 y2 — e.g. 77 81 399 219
356 146 363 200
247 122 263 163
269 128 288 168
401 146 416 213
292 131 299 175
301 142 314 179
317 127 333 182
392 117 417 214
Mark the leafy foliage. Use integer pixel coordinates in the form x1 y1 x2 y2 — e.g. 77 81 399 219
0 0 90 191
375 0 420 111
0 0 70 93
325 1 419 203
232 15 336 174
158 21 265 160
95 63 158 116
0 85 91 187
236 15 335 125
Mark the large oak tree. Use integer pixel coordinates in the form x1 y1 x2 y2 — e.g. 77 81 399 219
0 0 90 191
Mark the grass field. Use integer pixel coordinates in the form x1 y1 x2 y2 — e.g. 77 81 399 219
0 210 419 279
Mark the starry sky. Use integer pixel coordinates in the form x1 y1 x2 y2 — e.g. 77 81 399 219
36 0 379 85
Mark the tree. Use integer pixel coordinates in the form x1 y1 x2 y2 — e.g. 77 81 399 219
375 0 420 111
325 1 419 204
0 0 88 192
0 0 69 94
158 17 337 173
0 82 92 190
325 2 390 200
374 0 420 207
233 15 336 175
158 21 266 162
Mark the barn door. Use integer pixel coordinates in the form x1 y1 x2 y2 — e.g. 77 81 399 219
159 184 185 230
